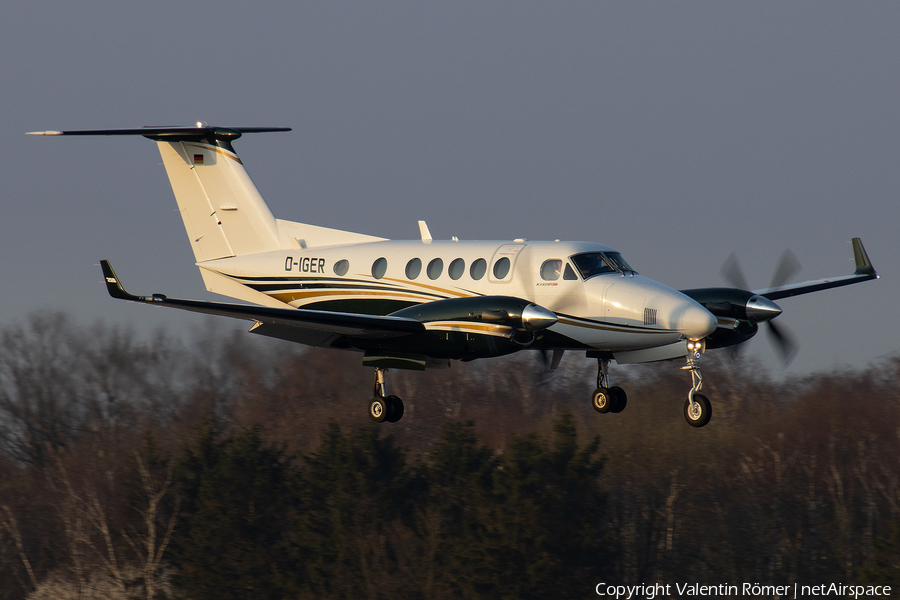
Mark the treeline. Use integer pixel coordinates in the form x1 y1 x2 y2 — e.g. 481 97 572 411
0 313 899 598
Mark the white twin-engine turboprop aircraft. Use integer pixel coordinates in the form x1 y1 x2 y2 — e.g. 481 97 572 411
29 124 879 427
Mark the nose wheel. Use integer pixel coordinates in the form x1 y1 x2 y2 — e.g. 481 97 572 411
369 368 404 423
683 393 711 427
681 340 712 427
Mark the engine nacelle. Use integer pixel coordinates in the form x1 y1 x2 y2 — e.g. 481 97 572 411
390 296 557 332
682 288 780 322
352 296 559 364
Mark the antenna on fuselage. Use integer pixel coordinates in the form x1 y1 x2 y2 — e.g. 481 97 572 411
418 220 433 244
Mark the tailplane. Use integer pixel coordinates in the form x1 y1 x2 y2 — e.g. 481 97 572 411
29 125 290 261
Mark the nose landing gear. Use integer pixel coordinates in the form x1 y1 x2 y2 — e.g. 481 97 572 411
369 368 404 423
681 340 712 427
591 359 627 414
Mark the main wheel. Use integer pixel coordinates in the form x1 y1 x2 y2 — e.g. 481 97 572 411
385 395 404 423
369 396 388 423
592 387 612 413
683 394 712 428
609 386 627 414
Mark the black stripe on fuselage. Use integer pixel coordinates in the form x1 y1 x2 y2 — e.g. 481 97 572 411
555 312 675 335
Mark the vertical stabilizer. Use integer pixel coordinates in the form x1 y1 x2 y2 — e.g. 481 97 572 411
157 139 281 261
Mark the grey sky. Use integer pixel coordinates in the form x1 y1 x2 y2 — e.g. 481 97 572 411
3 1 897 376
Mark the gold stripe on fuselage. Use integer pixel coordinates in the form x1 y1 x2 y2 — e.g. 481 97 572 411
556 315 672 335
259 275 477 307
381 277 473 299
269 288 438 305
423 321 514 338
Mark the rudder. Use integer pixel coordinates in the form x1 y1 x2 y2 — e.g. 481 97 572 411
158 139 280 261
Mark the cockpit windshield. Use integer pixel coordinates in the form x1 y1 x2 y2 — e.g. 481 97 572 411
570 252 636 279
604 252 635 274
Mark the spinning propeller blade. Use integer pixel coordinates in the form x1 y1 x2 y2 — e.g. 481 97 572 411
767 319 798 367
720 252 749 291
770 249 801 290
721 249 801 367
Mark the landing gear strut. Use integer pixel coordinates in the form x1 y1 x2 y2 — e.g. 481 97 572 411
369 368 404 423
591 359 627 414
681 340 712 427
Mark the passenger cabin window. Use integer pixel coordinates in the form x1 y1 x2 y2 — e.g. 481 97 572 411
470 258 487 280
493 257 511 279
372 257 387 279
405 258 422 279
570 252 636 279
334 259 349 276
540 259 563 281
427 258 443 280
448 258 465 280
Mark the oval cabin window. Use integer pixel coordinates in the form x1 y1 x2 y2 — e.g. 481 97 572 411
493 257 510 279
427 258 443 280
448 258 465 280
405 258 422 279
333 259 349 276
372 257 387 279
470 258 487 280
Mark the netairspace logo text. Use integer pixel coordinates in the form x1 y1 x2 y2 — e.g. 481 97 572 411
595 582 892 599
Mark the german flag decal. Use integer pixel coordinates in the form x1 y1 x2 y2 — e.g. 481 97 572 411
193 154 204 164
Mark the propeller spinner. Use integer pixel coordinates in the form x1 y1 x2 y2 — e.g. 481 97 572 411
719 249 800 366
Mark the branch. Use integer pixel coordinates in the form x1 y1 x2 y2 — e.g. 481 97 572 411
0 505 38 591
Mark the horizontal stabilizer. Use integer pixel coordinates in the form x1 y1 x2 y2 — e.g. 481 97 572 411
27 125 290 143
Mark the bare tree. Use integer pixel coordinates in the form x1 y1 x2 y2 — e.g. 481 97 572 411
123 452 178 600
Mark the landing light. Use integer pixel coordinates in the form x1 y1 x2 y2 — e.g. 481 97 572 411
686 339 706 359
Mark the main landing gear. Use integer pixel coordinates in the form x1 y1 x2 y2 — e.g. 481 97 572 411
591 359 627 414
681 340 712 428
369 368 404 423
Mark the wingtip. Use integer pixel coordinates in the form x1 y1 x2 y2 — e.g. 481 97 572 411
99 260 137 300
851 238 876 277
26 130 63 136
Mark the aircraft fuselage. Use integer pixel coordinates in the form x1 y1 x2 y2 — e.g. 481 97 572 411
201 239 716 360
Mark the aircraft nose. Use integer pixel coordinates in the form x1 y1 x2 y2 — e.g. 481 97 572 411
679 303 717 340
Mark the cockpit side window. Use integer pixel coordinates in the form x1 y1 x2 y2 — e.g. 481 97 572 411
563 263 578 280
570 252 637 279
570 253 615 279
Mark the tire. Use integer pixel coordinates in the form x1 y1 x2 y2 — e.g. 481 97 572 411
369 396 388 423
609 386 627 414
592 387 612 413
385 395 404 423
683 394 712 428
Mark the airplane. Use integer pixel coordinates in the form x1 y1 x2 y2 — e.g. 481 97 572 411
28 124 879 427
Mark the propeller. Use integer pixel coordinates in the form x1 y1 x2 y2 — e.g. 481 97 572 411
720 249 800 367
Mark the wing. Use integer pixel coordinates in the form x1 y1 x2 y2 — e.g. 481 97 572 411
100 260 425 345
753 238 878 300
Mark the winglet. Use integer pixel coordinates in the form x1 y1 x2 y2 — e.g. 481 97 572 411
852 238 876 276
100 260 142 301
